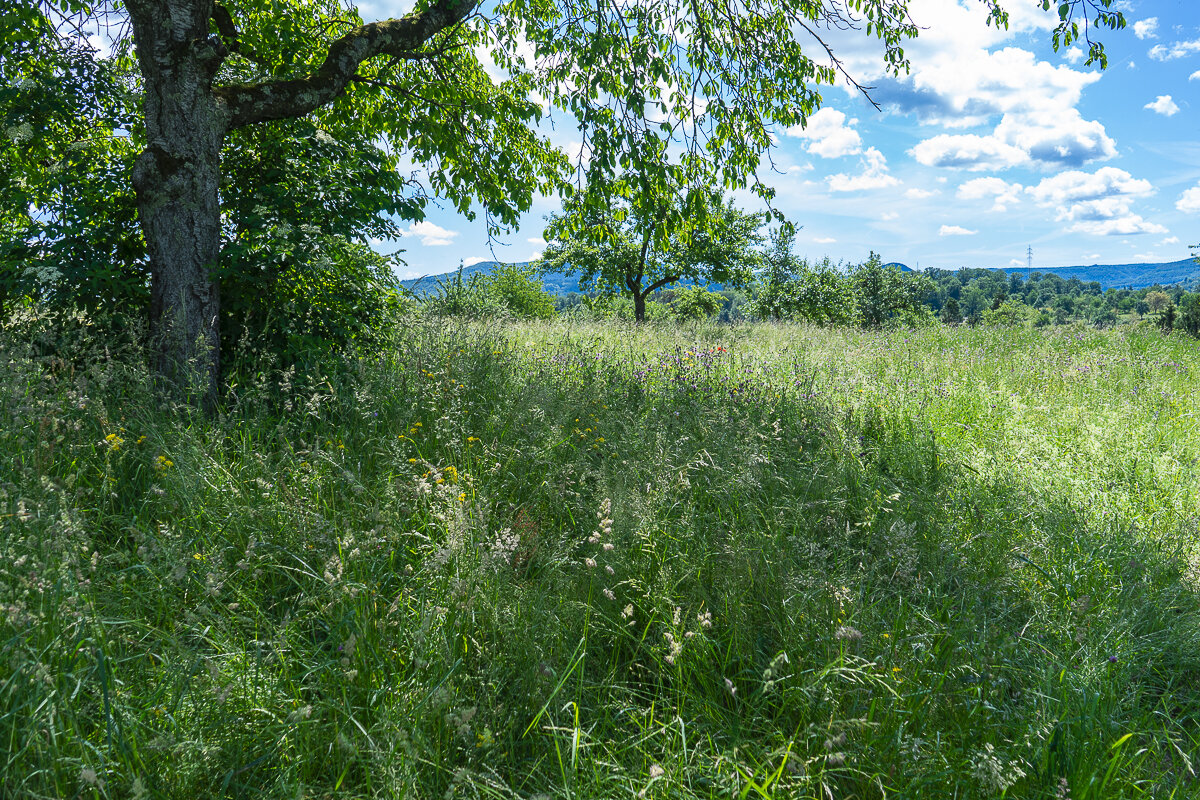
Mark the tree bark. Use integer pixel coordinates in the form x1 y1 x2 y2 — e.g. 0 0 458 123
128 0 228 407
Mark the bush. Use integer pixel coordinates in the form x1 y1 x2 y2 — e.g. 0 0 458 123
487 263 556 319
220 231 408 374
423 263 557 320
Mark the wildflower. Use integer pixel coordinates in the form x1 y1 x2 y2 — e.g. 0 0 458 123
103 433 124 451
663 632 683 665
648 764 664 779
834 625 863 642
697 610 712 629
584 557 597 569
724 677 736 696
154 455 174 471
970 743 1026 794
602 542 614 551
605 565 614 575
602 587 616 600
287 704 313 722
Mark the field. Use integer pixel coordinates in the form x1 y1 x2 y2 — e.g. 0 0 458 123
2 313 1199 799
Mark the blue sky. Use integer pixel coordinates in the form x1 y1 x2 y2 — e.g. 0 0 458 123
375 0 1200 279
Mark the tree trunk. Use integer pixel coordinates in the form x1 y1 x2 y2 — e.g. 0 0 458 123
129 0 227 407
634 290 646 323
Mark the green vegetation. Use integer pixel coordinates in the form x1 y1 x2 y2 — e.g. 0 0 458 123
4 310 1198 798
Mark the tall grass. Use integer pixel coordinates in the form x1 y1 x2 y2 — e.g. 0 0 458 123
1 310 1197 799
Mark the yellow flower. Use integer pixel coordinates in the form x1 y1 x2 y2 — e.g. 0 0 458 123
467 437 479 443
458 492 467 503
443 465 458 483
154 455 174 471
104 433 124 451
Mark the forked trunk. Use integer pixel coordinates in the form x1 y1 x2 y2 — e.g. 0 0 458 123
129 0 227 406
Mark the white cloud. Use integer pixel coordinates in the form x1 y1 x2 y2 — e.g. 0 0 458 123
881 211 900 221
1063 47 1084 63
785 107 863 158
463 256 488 267
910 133 1027 171
527 237 546 245
1144 95 1179 116
1176 185 1200 213
1028 167 1153 207
814 236 837 243
993 109 1117 167
1148 38 1200 61
530 250 543 260
870 45 1102 129
1028 168 1165 235
939 225 977 236
400 221 459 246
1160 236 1180 245
827 147 900 192
1191 70 1200 81
956 177 1024 211
1069 216 1167 236
909 108 1116 171
904 188 938 199
1132 18 1158 40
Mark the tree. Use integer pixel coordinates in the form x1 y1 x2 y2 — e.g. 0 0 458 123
12 0 1126 402
852 254 931 328
940 297 962 325
750 227 856 324
540 191 764 323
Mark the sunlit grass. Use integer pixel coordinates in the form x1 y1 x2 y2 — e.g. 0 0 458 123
1 311 1197 799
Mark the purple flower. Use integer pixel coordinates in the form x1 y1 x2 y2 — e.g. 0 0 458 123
1108 655 1118 664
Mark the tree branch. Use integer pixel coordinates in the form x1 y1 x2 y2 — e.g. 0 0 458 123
645 274 680 295
216 0 479 129
211 3 241 53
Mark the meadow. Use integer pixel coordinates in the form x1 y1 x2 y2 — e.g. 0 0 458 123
2 311 1199 799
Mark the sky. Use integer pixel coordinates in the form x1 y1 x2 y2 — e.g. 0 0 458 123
370 0 1200 279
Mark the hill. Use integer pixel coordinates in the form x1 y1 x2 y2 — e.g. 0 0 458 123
400 257 1200 297
399 261 583 298
999 257 1198 290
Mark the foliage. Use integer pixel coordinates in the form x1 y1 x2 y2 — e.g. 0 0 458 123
981 298 1032 327
487 263 557 320
0 33 145 313
668 284 726 321
221 233 407 376
940 296 962 325
851 253 933 327
751 225 857 324
424 262 557 320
